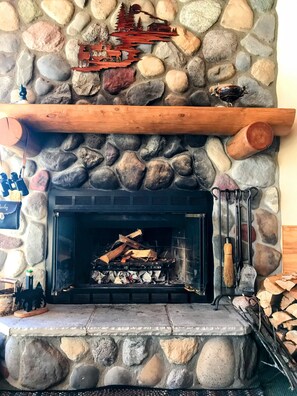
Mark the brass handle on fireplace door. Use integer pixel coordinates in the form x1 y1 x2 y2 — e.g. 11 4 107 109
184 284 204 295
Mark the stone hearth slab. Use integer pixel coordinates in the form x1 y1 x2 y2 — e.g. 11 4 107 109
87 304 172 336
167 304 251 336
0 303 250 337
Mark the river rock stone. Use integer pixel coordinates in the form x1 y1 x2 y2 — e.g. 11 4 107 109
117 152 145 190
253 14 275 43
221 0 253 31
156 0 178 21
172 26 201 56
193 148 216 189
16 49 34 86
205 137 231 172
0 2 19 32
166 70 188 93
154 42 187 68
65 38 80 67
164 94 187 106
238 76 274 107
18 0 42 24
144 160 174 190
249 0 274 12
131 0 155 26
207 63 236 83
235 51 251 71
197 337 235 388
122 337 148 366
82 23 109 43
90 168 119 190
0 33 19 53
23 192 47 220
25 222 45 265
175 176 198 190
0 76 12 100
41 83 72 104
62 134 84 151
52 166 88 188
112 135 141 151
104 367 132 386
187 57 206 88
137 56 165 78
167 368 192 389
160 338 199 364
241 34 273 57
85 134 106 149
67 11 90 36
72 71 101 96
190 90 211 106
70 365 99 389
172 154 192 176
96 93 109 104
2 250 26 278
256 209 278 245
262 186 279 214
5 337 22 380
37 54 71 81
163 136 185 158
60 338 89 361
103 68 135 94
251 58 275 86
126 80 165 105
105 142 119 165
138 355 164 386
19 339 69 390
77 147 104 169
179 0 221 34
91 337 118 366
203 29 237 62
34 77 53 96
0 234 23 250
22 21 65 52
254 243 281 276
29 170 50 192
232 154 276 188
140 135 166 160
41 0 74 25
213 173 239 193
0 53 15 74
40 149 77 171
91 0 117 20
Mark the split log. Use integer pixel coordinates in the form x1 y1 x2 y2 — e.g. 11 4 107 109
286 330 297 344
283 341 297 357
286 304 297 318
124 249 157 261
0 117 42 158
270 311 293 328
118 235 144 249
283 320 297 331
263 277 285 295
281 291 297 310
226 122 274 160
99 243 127 264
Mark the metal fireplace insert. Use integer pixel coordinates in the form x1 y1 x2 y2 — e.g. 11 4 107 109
47 189 213 304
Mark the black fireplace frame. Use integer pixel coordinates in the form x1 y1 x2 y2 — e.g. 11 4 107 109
47 189 214 304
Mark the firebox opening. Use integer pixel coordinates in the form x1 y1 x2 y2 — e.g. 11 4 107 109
47 189 213 304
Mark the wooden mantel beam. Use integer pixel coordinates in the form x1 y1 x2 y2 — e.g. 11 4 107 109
0 104 295 136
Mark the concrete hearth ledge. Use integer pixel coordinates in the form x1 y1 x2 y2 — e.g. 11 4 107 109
0 303 250 337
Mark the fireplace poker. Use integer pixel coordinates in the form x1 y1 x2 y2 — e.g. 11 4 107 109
234 189 243 289
223 190 234 288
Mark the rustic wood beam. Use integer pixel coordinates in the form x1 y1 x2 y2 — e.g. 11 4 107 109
0 104 295 136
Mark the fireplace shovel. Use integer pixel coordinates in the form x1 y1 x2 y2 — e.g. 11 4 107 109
223 190 234 288
237 189 257 295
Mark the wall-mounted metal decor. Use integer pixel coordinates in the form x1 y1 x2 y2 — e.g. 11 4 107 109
72 3 177 72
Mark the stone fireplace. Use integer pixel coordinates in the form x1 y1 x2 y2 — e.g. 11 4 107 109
0 0 290 391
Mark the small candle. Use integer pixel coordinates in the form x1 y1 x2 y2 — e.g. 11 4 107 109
25 268 33 290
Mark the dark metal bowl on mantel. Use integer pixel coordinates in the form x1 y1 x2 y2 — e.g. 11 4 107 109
209 84 247 106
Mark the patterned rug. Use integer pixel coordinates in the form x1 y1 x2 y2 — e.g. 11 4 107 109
0 385 265 396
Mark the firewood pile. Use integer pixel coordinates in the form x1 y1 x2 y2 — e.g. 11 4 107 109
257 272 297 360
91 229 175 285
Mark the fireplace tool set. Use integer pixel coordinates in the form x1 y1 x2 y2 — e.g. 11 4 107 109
211 187 259 309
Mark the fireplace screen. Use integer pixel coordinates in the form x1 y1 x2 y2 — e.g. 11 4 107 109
47 190 213 304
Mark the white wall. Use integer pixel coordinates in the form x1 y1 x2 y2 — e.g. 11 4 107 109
277 2 297 225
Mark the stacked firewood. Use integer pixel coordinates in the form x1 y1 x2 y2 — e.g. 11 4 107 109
257 272 297 359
